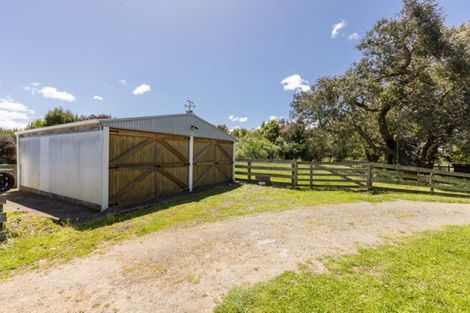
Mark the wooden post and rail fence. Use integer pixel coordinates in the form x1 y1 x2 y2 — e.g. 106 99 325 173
235 159 470 196
0 166 16 242
0 194 6 242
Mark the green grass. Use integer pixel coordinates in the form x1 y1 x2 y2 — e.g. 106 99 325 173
215 225 470 313
1 184 470 280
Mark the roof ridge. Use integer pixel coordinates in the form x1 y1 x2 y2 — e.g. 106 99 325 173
100 113 189 124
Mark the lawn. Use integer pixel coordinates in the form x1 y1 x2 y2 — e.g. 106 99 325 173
1 184 470 280
215 225 470 313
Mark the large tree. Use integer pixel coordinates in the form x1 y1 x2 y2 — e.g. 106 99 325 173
292 0 470 167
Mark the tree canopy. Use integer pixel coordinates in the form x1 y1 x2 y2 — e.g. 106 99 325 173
27 107 112 129
291 0 470 166
230 118 363 161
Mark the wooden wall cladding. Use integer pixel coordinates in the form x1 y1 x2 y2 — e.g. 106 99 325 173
109 128 189 207
193 138 233 189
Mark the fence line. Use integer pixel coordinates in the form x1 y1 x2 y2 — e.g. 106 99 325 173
235 159 470 195
0 194 6 242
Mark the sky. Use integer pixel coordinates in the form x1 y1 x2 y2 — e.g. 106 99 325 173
0 0 469 130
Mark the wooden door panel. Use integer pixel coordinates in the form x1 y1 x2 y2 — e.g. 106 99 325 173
193 138 233 189
109 128 189 207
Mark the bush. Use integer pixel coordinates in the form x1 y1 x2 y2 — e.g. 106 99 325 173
0 135 16 164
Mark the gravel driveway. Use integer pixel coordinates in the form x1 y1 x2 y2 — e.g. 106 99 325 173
1 200 470 313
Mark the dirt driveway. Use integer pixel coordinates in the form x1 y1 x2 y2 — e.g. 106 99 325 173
1 200 470 313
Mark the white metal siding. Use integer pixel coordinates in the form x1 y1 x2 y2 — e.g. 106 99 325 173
19 130 105 206
20 137 41 189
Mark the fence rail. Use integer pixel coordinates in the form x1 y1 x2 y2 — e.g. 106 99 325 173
235 159 470 196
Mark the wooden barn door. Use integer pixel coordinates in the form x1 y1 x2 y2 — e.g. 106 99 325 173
193 138 233 189
108 129 189 207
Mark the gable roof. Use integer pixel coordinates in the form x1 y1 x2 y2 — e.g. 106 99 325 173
100 113 235 141
17 113 235 142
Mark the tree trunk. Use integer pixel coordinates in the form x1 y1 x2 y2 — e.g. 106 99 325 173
417 134 439 168
377 106 397 164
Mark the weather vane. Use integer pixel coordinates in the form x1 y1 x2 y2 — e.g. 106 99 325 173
185 100 195 114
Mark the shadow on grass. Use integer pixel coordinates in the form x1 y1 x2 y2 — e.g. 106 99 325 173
242 180 470 198
74 183 241 231
372 186 470 199
243 181 369 192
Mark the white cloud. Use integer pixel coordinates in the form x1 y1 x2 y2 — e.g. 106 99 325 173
348 32 360 41
0 98 34 129
228 115 248 123
118 79 127 86
0 112 29 129
0 110 28 121
0 98 34 113
331 20 346 38
132 84 151 95
93 96 104 101
39 87 76 102
268 115 285 121
281 74 310 92
24 83 76 102
23 85 37 94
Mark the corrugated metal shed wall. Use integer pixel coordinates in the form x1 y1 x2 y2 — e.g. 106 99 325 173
19 130 106 206
100 114 234 142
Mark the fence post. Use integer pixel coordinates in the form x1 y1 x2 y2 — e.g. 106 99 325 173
247 160 252 183
429 172 434 193
0 194 6 242
367 163 373 190
292 160 297 188
309 162 313 189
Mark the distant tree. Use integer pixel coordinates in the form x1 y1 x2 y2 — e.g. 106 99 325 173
443 131 470 164
80 114 112 121
26 111 112 129
302 128 331 161
43 107 79 126
235 135 279 159
230 127 248 138
0 128 16 138
0 135 16 164
260 120 281 143
26 119 45 129
232 118 367 161
217 124 230 133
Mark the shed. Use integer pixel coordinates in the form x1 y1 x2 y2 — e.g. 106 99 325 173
16 113 236 210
